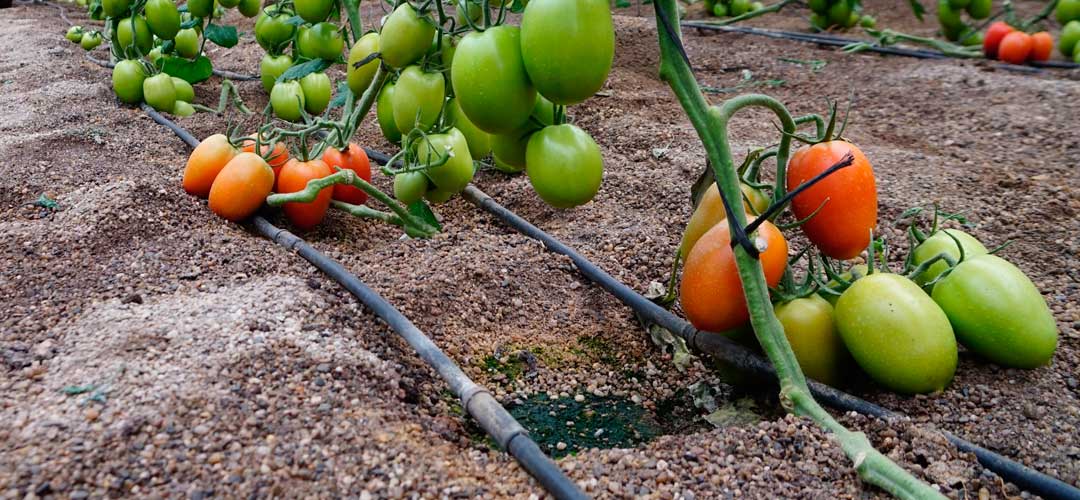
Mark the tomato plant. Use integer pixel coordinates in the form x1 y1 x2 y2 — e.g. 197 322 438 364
298 22 345 61
452 25 536 134
300 71 332 115
145 0 180 40
520 0 614 105
380 3 436 68
324 144 372 205
786 141 876 260
183 134 238 198
143 73 177 112
911 229 987 287
208 153 275 222
347 32 380 96
112 59 146 104
270 81 306 121
391 65 445 134
278 159 334 230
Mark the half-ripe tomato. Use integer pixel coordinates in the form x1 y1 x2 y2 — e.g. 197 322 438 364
786 141 876 260
260 54 293 93
117 16 153 57
525 124 603 208
300 71 332 115
240 134 290 186
142 73 177 112
911 229 987 288
376 81 402 143
1029 31 1053 61
446 97 491 159
270 80 306 121
173 101 195 116
380 3 436 68
145 0 180 40
678 182 772 260
394 171 429 204
391 65 445 133
208 153 275 222
680 219 788 333
932 255 1058 368
452 25 536 134
323 143 372 205
774 294 849 386
294 0 334 23
112 59 146 104
183 134 239 198
415 127 474 196
983 21 1015 58
174 28 200 59
255 9 296 53
347 32 380 96
835 273 957 394
278 159 334 230
171 77 194 102
998 31 1033 63
298 22 344 61
521 0 613 104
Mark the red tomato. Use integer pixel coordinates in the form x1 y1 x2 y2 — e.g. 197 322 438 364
998 31 1033 64
277 159 334 230
322 143 372 205
680 219 788 333
1029 31 1053 61
983 21 1015 58
786 141 877 260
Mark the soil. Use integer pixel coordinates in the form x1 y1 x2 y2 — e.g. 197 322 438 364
1 0 1078 498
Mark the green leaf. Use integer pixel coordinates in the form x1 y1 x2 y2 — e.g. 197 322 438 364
180 18 199 29
161 55 214 84
908 0 925 21
407 200 442 231
284 15 306 26
276 58 333 83
204 23 238 48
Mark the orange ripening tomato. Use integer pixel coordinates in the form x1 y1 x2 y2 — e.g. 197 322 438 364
322 143 372 205
207 153 275 222
998 31 1033 64
983 21 1015 58
277 158 334 230
1029 31 1053 61
786 141 877 260
183 134 238 198
240 134 290 183
680 219 788 333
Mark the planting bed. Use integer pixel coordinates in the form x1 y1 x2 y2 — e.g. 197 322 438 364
1 0 1078 497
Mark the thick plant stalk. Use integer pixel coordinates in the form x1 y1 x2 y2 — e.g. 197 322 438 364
652 1 946 498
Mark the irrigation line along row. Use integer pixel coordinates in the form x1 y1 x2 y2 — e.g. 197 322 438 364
138 106 587 500
683 22 1080 73
362 143 1080 500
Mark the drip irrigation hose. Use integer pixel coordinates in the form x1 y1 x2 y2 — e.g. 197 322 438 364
683 22 1080 73
138 107 587 500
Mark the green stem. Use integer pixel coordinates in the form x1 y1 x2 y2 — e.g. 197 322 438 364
1019 0 1057 29
341 0 363 46
652 1 946 498
331 200 404 225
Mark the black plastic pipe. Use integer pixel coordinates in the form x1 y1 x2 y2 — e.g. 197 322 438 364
138 107 588 500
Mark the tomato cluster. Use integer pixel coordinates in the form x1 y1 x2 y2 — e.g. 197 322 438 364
677 138 1058 394
983 21 1055 64
702 0 764 19
66 25 104 50
807 0 875 31
254 0 342 121
936 0 991 44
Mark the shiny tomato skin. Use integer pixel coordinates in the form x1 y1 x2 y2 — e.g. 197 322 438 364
451 25 536 134
112 59 146 104
525 124 603 208
323 143 372 205
679 182 771 260
415 127 474 195
774 294 848 386
519 0 614 105
278 159 334 230
347 32 380 96
911 229 987 288
393 171 429 204
380 3 436 68
376 81 402 144
786 141 877 260
680 219 788 333
998 31 1033 63
260 54 293 93
270 80 306 122
183 134 238 198
1029 31 1053 61
983 21 1014 58
208 153 275 222
240 134 289 188
391 65 445 133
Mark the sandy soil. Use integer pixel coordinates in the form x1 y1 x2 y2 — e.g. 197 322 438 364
0 0 1077 498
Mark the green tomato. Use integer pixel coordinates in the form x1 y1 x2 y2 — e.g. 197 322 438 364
80 31 103 50
520 0 613 105
452 25 536 134
260 53 293 93
729 0 751 16
142 73 177 112
958 28 983 46
932 255 1058 368
427 33 456 72
947 0 970 9
750 1 764 10
937 0 964 31
376 81 402 144
117 16 153 58
965 0 991 18
491 130 531 170
455 0 483 26
712 3 728 16
172 100 196 117
525 124 603 208
859 14 876 28
298 22 344 61
238 0 260 17
845 10 859 28
424 186 455 204
809 12 828 30
380 3 436 68
187 0 213 18
1060 20 1080 57
171 76 194 103
394 171 429 205
447 97 491 159
415 128 475 195
347 32 380 96
66 26 84 43
112 59 146 104
148 46 163 64
492 154 524 174
807 0 828 15
1075 46 1080 63
774 295 849 386
827 0 851 27
911 229 988 289
703 0 717 11
174 28 200 58
102 0 131 17
270 80 306 121
218 0 240 8
391 65 445 134
1058 0 1080 25
295 0 334 23
145 0 180 40
835 273 957 394
299 71 332 115
255 9 296 53
820 264 869 305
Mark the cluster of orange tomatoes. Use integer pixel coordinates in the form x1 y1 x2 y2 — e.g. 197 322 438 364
983 21 1054 64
